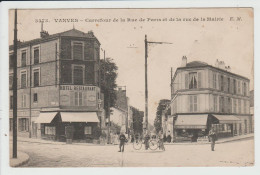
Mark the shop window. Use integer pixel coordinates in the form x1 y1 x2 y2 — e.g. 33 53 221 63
45 126 56 135
72 41 84 60
21 71 27 88
33 68 40 87
33 93 38 103
72 65 84 85
34 47 40 64
189 72 197 89
21 51 27 67
84 126 92 134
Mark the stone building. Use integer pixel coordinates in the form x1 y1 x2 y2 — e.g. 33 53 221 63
9 28 104 142
170 56 252 142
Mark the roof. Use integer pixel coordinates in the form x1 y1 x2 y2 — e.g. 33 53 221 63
9 28 100 50
172 60 249 81
186 61 208 67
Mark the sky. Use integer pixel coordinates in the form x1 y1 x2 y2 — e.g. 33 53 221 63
8 8 254 124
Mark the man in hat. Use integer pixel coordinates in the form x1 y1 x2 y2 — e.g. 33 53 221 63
208 128 217 151
118 132 126 152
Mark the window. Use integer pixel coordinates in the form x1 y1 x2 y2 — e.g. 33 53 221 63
45 126 56 135
10 118 13 131
74 92 83 106
244 100 247 114
21 50 27 67
21 94 27 108
219 96 224 113
243 82 247 96
238 99 241 113
10 96 13 109
18 118 29 132
189 95 198 112
213 95 218 112
244 120 247 134
228 97 232 113
33 69 40 87
238 81 241 94
33 93 38 103
72 41 84 60
20 71 27 88
9 74 13 90
84 126 92 134
227 78 230 93
34 47 40 64
233 79 237 94
72 65 84 85
189 73 197 89
213 73 217 89
220 75 224 91
233 99 237 113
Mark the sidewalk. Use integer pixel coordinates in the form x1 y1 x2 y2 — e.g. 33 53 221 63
164 133 254 145
10 151 29 167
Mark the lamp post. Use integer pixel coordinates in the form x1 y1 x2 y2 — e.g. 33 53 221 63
144 35 172 132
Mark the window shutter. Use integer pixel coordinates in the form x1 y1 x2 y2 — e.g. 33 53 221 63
230 78 233 94
185 74 188 89
208 70 212 88
198 72 202 88
218 74 221 90
189 96 193 112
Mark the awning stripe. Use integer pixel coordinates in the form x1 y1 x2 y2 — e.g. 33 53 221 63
60 112 99 123
35 112 57 123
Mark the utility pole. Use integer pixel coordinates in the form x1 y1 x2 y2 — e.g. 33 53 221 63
144 35 172 132
13 9 18 158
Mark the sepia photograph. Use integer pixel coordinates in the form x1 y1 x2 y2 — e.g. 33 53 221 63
1 4 257 172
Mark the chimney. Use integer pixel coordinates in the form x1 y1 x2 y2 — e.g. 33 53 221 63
181 56 187 67
215 59 219 67
40 22 49 38
219 61 225 69
226 66 231 72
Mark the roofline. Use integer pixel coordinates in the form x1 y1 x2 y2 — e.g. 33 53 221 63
172 65 249 82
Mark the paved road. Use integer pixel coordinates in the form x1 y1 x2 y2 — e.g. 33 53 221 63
14 138 254 167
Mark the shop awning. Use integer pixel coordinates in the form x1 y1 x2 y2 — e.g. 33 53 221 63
60 112 99 123
175 115 208 129
35 112 58 123
213 115 241 124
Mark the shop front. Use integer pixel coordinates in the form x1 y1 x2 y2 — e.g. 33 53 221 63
35 111 100 143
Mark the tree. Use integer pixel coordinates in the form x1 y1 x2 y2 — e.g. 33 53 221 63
100 58 118 114
154 99 171 133
131 107 144 135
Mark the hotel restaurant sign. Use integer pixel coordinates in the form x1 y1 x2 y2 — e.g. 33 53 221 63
60 85 97 91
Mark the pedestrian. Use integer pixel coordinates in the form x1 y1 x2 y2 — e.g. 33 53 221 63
208 128 217 151
144 131 150 150
118 132 126 152
158 130 165 151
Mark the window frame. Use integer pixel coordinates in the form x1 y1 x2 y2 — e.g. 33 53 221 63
189 95 198 112
20 70 27 89
71 41 84 60
188 72 198 89
20 49 27 67
84 126 92 135
32 67 41 87
32 45 41 64
72 64 85 85
33 93 38 103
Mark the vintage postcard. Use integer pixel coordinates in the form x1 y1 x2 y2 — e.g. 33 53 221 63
3 6 255 170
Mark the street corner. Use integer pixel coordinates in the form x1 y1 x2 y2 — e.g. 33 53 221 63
10 151 29 167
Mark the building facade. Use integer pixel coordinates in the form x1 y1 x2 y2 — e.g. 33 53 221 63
9 28 104 142
170 56 253 142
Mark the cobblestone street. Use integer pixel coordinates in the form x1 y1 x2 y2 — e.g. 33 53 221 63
10 138 254 167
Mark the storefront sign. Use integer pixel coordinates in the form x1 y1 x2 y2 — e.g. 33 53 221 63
60 85 97 91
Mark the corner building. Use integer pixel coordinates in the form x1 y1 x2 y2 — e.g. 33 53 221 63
9 29 104 142
170 56 252 142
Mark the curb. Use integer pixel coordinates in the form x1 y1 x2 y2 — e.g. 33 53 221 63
10 152 30 167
